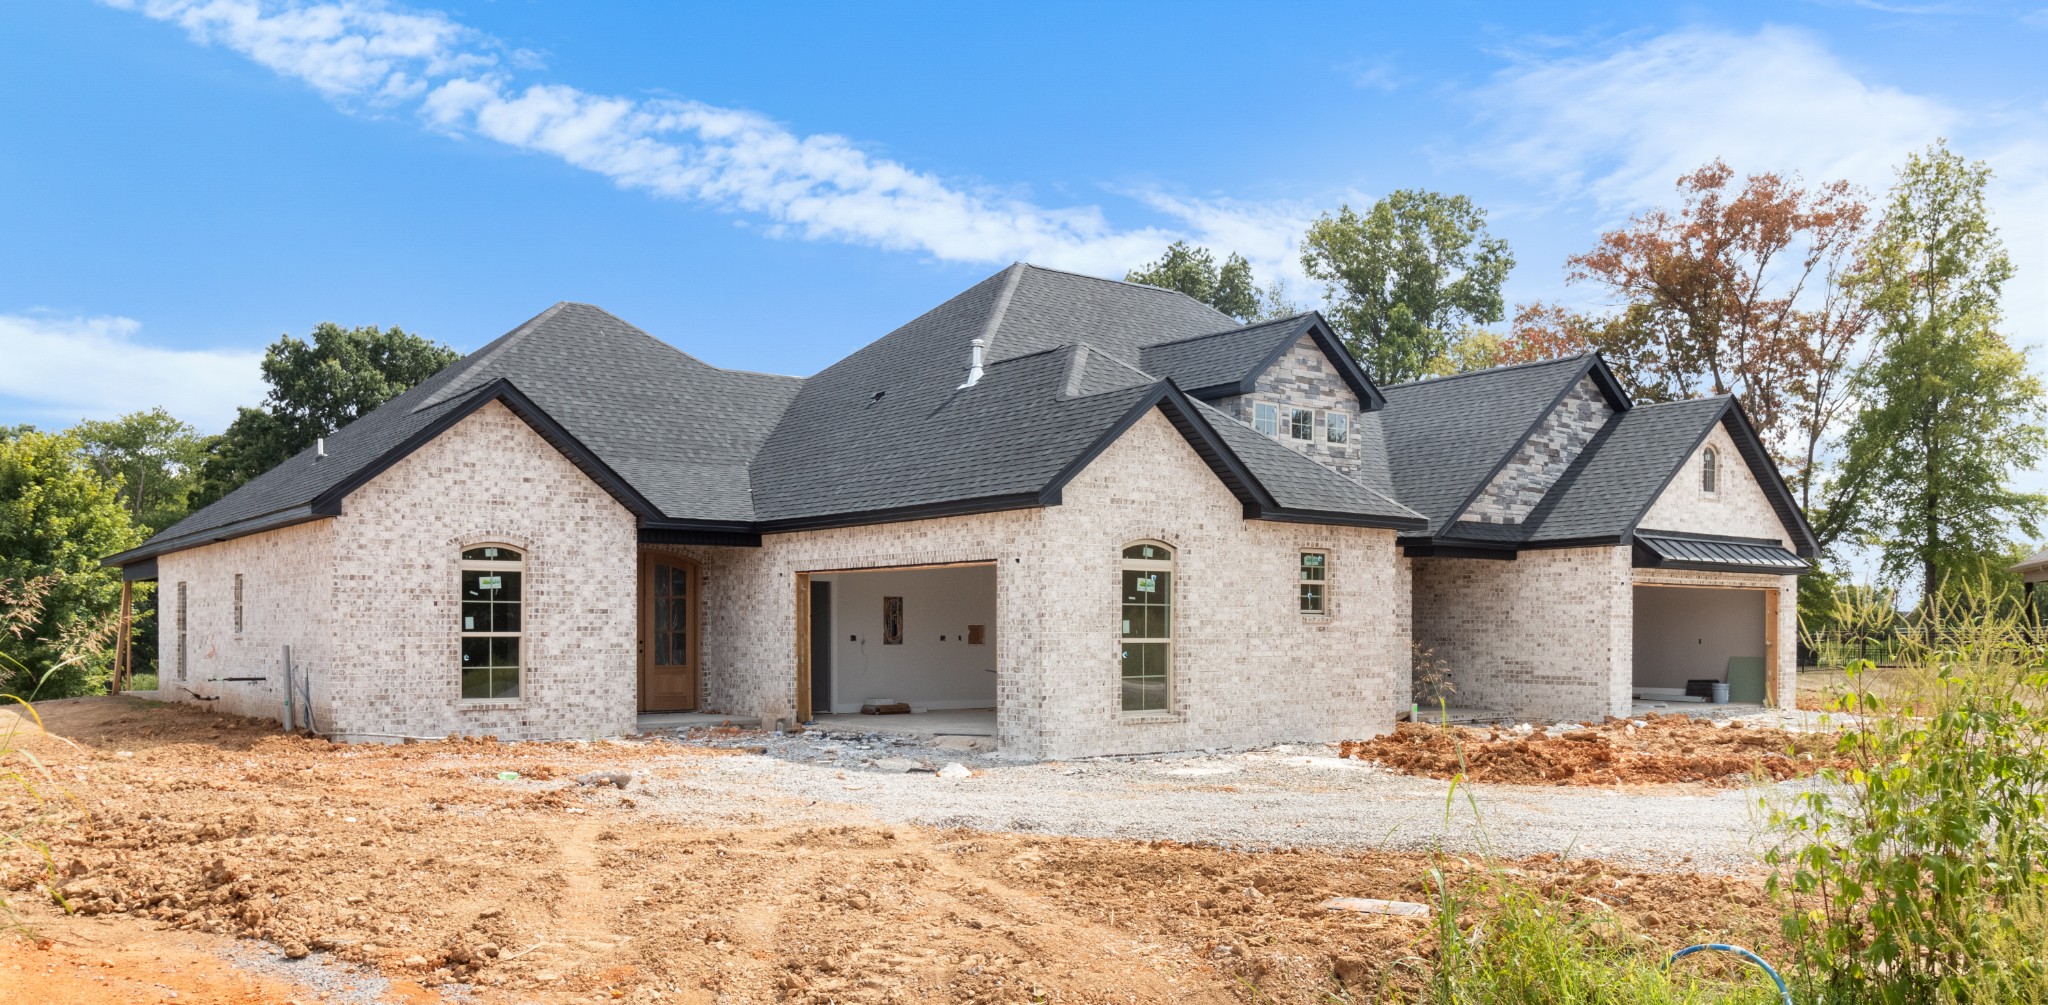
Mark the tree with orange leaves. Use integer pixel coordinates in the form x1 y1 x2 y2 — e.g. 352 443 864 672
1508 161 1872 514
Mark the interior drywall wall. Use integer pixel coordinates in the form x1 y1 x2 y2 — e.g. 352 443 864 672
815 565 997 712
1631 585 1764 689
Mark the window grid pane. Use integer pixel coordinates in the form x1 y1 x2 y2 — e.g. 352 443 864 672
460 552 523 699
1326 412 1349 444
1289 408 1315 440
1253 403 1278 436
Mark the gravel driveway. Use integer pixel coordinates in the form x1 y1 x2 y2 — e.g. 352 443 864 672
652 729 1800 874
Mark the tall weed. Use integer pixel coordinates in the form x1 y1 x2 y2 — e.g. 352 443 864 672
1767 592 2048 1004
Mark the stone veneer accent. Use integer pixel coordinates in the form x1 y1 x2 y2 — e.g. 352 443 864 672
1213 334 1364 477
1461 373 1611 525
651 408 1410 760
157 401 640 741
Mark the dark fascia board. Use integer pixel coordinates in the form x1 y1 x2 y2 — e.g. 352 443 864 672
755 492 1046 535
309 377 664 522
1403 543 1518 561
103 504 325 568
1632 538 1809 575
1581 353 1634 411
1434 354 1606 534
638 525 763 548
1614 397 1820 560
1263 506 1429 531
121 558 158 582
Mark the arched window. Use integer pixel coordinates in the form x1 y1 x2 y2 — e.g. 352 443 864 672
1701 447 1719 495
460 545 524 699
1119 542 1173 713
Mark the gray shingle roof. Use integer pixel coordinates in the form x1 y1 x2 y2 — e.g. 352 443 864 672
1138 315 1318 396
1514 397 1728 545
117 264 1430 565
1378 355 1598 535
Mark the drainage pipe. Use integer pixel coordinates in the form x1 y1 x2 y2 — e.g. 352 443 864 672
1665 944 1793 1005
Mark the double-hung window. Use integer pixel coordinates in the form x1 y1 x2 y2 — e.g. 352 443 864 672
1289 407 1316 441
1299 551 1329 614
1119 542 1174 713
460 546 524 699
1326 412 1349 444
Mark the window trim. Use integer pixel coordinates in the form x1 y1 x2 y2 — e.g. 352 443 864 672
1118 540 1174 715
1252 402 1279 436
1702 447 1720 496
458 544 526 703
1288 407 1317 441
1325 411 1349 445
1298 550 1330 616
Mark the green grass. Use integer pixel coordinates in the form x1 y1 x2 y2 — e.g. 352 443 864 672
121 671 158 692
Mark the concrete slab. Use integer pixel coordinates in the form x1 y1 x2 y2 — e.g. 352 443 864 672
809 708 996 738
1629 700 1769 719
636 711 762 732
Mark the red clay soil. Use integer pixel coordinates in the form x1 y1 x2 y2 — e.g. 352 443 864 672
4 697 1783 1003
1340 715 1843 786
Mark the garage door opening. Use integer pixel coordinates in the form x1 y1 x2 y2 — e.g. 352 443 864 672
797 563 997 742
1631 585 1772 711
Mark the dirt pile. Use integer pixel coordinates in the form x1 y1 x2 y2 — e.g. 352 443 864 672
1340 714 1842 786
5 698 1782 1003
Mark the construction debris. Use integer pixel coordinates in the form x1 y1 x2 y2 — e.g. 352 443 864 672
1320 897 1430 917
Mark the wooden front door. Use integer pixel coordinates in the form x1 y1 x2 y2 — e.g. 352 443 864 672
639 555 700 712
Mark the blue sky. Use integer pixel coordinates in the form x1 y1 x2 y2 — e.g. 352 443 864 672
2 1 2044 435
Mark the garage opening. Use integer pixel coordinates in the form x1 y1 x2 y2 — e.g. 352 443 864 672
1631 585 1772 711
797 563 997 742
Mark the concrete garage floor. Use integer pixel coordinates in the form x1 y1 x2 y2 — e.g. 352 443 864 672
810 707 996 738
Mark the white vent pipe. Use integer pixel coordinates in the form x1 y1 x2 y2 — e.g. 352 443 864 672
958 337 987 389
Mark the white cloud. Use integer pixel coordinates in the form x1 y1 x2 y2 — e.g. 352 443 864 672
0 314 265 432
1475 25 2048 352
108 0 1303 283
1476 26 1955 207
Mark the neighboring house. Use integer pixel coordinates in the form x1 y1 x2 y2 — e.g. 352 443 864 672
104 264 1814 758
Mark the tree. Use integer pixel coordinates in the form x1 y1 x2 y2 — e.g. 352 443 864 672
1299 190 1514 385
1126 241 1271 321
0 430 141 697
69 408 209 534
1509 162 1871 503
191 323 458 508
1829 141 2046 601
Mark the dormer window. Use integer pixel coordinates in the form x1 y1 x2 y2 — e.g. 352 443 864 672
1253 402 1278 436
1701 447 1719 495
1289 408 1315 441
1326 412 1349 445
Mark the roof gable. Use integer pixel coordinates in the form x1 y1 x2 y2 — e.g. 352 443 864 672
1137 313 1384 409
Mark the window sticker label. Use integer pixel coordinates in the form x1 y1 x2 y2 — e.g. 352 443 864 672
1122 619 1132 633
1136 576 1156 593
464 616 475 630
1303 554 1324 567
478 575 502 590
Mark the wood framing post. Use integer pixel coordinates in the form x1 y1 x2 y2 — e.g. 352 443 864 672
794 572 812 723
1763 587 1781 708
114 580 133 694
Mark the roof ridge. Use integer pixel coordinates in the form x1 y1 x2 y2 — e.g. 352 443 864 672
412 302 571 412
1139 312 1314 350
1381 351 1594 392
1018 262 1239 323
975 263 1028 355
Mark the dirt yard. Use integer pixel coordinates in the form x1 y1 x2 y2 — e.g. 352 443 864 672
3 698 1785 1004
1340 715 1842 786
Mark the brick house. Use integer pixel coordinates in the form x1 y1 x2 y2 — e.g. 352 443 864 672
104 264 1815 758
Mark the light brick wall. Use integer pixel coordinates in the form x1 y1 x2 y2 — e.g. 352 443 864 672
1411 546 1635 722
153 519 336 725
652 408 1407 759
1639 420 1796 546
1462 374 1612 525
321 400 640 741
1213 334 1365 477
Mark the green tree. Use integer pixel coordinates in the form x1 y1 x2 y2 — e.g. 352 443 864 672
1299 190 1514 384
1829 141 2047 602
1126 241 1271 322
69 408 209 535
191 323 458 508
0 430 142 697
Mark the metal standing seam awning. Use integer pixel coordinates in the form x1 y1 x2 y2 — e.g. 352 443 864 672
1633 533 1810 575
